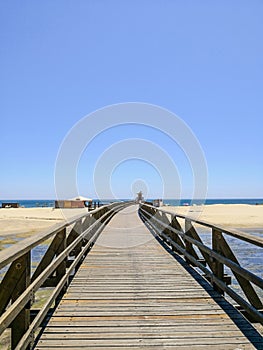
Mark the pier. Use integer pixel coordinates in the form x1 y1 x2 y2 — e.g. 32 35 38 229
0 202 262 349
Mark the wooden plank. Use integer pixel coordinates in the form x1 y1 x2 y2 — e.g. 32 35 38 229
35 346 260 350
35 338 262 347
35 205 262 349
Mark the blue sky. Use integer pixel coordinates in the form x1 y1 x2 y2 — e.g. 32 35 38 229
1 1 263 199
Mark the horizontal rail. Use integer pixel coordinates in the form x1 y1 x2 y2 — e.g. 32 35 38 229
0 201 132 349
0 202 125 269
139 203 263 324
15 209 117 350
141 210 263 289
143 203 263 247
141 213 263 324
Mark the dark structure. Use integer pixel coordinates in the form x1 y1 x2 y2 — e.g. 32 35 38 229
55 200 89 209
1 202 19 208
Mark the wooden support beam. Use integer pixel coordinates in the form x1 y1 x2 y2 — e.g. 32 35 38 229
31 229 66 283
55 230 67 306
217 233 263 309
55 228 67 281
11 252 31 349
168 217 186 252
159 215 185 253
82 215 92 231
0 258 28 316
212 229 225 294
67 220 83 256
184 220 201 264
152 210 166 234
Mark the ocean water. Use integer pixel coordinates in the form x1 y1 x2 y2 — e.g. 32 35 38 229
161 198 263 206
0 199 55 208
0 198 263 208
0 199 114 208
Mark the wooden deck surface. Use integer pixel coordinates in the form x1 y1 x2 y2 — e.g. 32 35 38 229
35 205 262 349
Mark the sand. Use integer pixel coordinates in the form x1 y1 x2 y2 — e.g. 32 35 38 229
0 207 89 236
159 204 263 229
0 204 262 239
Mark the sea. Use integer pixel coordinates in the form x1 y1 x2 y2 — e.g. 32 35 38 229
0 198 263 208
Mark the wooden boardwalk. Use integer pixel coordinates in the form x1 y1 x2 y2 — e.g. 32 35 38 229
35 205 262 349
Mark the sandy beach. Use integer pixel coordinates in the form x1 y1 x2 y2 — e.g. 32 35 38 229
0 204 262 239
0 207 91 238
160 204 263 229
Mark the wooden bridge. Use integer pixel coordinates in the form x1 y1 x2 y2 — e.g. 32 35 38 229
0 202 262 349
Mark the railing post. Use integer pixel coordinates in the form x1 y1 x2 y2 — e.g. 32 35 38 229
55 228 67 305
11 252 31 349
169 216 185 252
212 229 224 294
153 210 167 239
184 219 200 264
215 233 263 309
56 228 67 279
67 220 83 256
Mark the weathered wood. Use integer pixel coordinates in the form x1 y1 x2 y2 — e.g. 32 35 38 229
34 206 263 349
150 203 263 248
0 202 132 350
185 220 213 271
55 229 66 279
169 216 185 251
160 214 186 253
217 232 263 310
11 252 31 349
184 220 200 264
66 220 82 256
212 229 224 294
140 204 263 319
0 257 28 316
0 202 127 270
15 222 108 350
31 230 67 284
1 202 262 349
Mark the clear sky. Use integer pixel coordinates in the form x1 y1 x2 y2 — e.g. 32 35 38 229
1 1 263 200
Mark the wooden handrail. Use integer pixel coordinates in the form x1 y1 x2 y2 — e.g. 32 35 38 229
0 202 124 269
139 203 263 324
0 201 133 349
141 210 263 288
141 203 263 247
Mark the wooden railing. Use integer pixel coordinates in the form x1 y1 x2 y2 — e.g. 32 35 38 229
0 201 132 350
139 203 263 325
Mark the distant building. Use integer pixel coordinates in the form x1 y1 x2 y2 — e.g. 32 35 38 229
153 199 163 207
55 196 92 209
1 202 19 208
135 191 144 204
